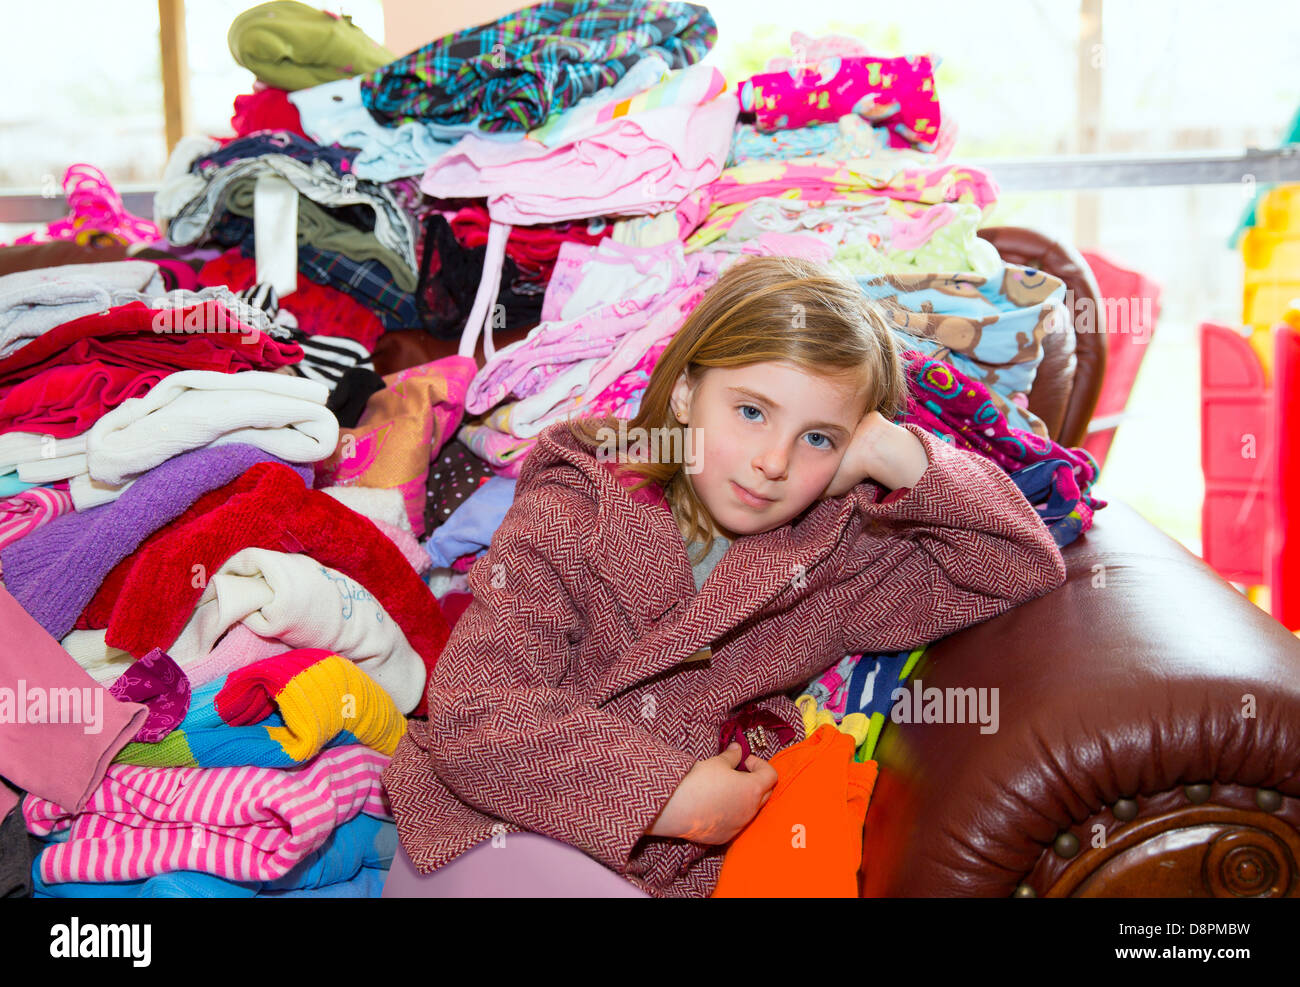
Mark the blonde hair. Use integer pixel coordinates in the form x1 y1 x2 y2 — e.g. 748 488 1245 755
565 255 905 563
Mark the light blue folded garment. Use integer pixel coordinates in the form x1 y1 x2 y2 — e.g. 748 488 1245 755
290 76 461 183
0 473 40 496
423 474 517 569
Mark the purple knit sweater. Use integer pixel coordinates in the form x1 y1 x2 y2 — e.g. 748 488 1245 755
0 444 313 639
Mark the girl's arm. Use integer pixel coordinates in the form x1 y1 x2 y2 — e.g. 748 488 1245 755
422 478 699 873
831 422 1067 656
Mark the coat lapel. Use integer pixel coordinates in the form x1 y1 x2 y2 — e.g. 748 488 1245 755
590 491 850 702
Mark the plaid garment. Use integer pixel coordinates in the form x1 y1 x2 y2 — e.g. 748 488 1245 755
298 243 423 329
360 0 716 131
213 213 422 329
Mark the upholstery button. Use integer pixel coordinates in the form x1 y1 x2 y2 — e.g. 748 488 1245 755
1112 798 1138 821
1013 884 1037 898
1053 832 1080 859
1185 784 1212 804
1256 789 1283 812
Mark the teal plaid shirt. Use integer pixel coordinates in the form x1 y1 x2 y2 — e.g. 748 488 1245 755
360 0 716 131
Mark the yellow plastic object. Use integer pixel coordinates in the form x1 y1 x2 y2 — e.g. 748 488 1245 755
1241 228 1300 272
1244 282 1300 329
1240 184 1300 372
1258 185 1300 232
1247 325 1276 376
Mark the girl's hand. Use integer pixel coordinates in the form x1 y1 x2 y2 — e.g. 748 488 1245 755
645 744 778 844
821 411 929 499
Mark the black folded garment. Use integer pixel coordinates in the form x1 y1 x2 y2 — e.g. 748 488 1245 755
327 367 386 428
1 797 44 899
414 214 543 340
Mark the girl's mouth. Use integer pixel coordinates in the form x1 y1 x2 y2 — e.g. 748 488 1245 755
732 480 774 508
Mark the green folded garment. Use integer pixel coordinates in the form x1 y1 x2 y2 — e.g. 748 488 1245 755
229 0 395 92
225 176 418 291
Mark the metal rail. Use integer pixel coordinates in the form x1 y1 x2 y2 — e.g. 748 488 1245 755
1 148 1298 224
965 147 1300 192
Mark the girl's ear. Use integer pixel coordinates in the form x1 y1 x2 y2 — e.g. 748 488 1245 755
671 370 694 422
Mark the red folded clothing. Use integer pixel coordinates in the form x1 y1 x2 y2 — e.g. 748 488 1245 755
229 88 307 140
199 249 384 350
1 363 166 437
79 470 272 630
437 591 475 632
83 462 450 717
449 203 606 286
214 648 330 726
0 300 296 381
0 301 302 436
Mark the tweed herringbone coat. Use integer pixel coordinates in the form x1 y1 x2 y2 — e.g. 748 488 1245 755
383 418 1067 897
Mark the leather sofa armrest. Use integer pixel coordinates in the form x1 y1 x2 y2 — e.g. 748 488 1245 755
860 499 1300 897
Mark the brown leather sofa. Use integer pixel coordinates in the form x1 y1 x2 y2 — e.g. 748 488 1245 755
860 227 1300 897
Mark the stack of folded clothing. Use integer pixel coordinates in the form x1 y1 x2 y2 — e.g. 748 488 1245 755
0 281 306 565
25 745 395 898
0 430 453 896
0 155 465 900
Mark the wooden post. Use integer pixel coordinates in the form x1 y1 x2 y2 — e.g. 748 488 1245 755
1075 0 1103 250
158 0 191 155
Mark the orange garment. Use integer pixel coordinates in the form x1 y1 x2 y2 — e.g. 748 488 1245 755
712 724 878 898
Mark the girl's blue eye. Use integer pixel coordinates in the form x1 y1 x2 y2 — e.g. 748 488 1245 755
806 432 833 449
739 404 763 422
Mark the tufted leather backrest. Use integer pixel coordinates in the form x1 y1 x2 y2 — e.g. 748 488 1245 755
977 227 1107 448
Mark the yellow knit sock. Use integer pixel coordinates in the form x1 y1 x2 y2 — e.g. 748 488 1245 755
267 653 403 761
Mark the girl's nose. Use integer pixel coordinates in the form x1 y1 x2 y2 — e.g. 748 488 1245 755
753 443 789 481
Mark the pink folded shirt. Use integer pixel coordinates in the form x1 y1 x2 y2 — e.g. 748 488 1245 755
421 82 739 226
0 585 146 823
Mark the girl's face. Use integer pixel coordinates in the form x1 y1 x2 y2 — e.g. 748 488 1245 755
671 361 868 540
